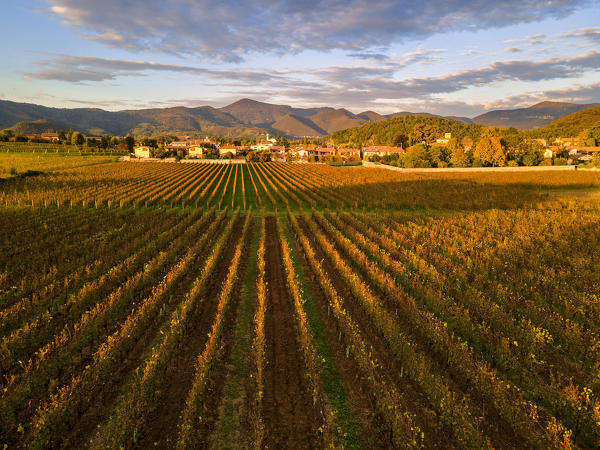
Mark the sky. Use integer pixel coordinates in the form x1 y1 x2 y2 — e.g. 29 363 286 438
0 0 599 117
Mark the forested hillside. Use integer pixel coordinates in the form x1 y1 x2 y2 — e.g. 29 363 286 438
530 106 600 140
330 116 485 147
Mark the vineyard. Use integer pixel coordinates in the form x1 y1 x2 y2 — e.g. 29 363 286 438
1 156 600 448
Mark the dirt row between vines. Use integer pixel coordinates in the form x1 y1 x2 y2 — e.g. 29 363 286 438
136 216 247 448
56 213 237 448
296 215 457 449
262 216 322 448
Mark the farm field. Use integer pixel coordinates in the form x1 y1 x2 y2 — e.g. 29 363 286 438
0 153 117 179
1 156 600 448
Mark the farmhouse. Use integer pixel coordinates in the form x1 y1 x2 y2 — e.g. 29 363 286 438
314 147 336 157
362 146 404 160
568 146 600 154
290 146 313 159
219 145 238 156
566 145 600 163
164 141 189 151
41 133 60 141
269 145 286 158
188 146 205 157
555 137 577 146
250 141 273 151
134 146 153 158
544 146 561 159
337 148 361 158
435 133 452 145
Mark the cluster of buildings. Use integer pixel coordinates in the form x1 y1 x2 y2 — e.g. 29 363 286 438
134 137 406 161
23 132 60 141
535 137 600 163
135 135 282 159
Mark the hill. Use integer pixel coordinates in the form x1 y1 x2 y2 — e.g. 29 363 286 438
330 115 485 147
4 119 66 135
309 109 368 134
220 98 296 126
271 114 326 137
386 111 472 124
472 101 600 129
530 106 600 138
219 98 333 126
0 100 271 138
357 111 386 122
1 98 599 139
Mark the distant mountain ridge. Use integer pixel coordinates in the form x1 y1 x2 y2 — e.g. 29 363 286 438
471 101 600 129
0 98 598 138
532 106 600 137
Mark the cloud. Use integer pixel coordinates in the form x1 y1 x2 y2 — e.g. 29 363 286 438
26 54 286 83
561 26 600 43
26 51 600 116
249 51 600 113
0 92 4 99
347 52 389 61
42 0 588 61
525 33 546 40
301 51 600 101
505 47 523 53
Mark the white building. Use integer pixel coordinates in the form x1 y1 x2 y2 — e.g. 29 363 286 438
188 146 205 157
134 146 153 158
250 142 273 151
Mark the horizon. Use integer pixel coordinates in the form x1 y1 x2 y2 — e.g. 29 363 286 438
1 1 599 116
1 96 598 121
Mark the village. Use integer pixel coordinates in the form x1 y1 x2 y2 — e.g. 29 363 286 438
131 133 400 162
6 129 599 166
131 133 600 165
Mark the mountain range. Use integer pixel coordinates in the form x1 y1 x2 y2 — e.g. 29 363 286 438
1 98 598 138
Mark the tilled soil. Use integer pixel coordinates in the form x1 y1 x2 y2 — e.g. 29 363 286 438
296 215 457 449
135 217 245 448
262 216 321 449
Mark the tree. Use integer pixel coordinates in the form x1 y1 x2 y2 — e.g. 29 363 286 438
514 140 545 166
500 133 521 162
590 124 600 146
124 134 135 152
461 136 474 150
448 139 470 167
258 150 271 162
71 131 85 147
246 150 271 162
100 134 111 149
413 123 442 144
275 134 290 148
428 144 450 167
58 131 66 142
474 137 506 167
246 151 259 162
404 144 431 168
392 133 408 148
578 129 595 146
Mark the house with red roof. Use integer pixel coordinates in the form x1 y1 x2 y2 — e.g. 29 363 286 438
362 146 404 160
